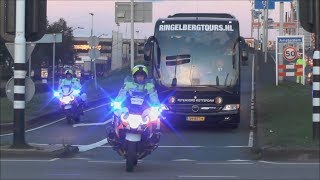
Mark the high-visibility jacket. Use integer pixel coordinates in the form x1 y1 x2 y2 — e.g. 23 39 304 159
115 77 160 106
58 78 81 91
295 58 306 74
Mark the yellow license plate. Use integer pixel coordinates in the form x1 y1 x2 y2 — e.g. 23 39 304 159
186 116 205 122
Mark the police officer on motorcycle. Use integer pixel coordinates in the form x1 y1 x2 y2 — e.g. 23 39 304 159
107 65 161 145
58 69 87 114
115 65 160 105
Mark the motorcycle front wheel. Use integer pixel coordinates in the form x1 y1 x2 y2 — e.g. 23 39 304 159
126 141 137 172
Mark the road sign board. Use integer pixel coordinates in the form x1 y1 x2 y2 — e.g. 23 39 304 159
34 33 62 43
255 0 275 9
277 37 303 43
283 46 298 62
89 48 101 59
87 36 100 47
6 76 35 102
5 42 36 61
115 2 152 23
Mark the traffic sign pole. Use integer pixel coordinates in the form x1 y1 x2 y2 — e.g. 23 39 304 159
279 2 284 82
12 0 31 149
88 36 100 90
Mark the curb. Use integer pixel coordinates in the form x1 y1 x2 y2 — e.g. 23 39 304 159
0 144 80 158
252 146 319 161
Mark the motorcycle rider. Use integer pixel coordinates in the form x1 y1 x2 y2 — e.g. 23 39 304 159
115 65 160 105
107 65 161 146
58 69 86 114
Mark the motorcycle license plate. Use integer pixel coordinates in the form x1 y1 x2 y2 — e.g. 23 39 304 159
64 104 72 109
125 133 141 142
186 116 205 122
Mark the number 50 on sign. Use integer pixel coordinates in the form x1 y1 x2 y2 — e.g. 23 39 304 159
283 46 298 62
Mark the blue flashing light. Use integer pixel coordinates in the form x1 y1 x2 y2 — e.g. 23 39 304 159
111 101 122 110
73 89 80 95
54 91 60 97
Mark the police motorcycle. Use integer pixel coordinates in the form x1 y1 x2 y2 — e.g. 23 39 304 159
54 85 86 124
107 91 165 172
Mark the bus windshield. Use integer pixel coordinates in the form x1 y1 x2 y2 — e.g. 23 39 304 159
156 29 240 88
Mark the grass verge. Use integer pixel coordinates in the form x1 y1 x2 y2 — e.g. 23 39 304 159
256 81 319 149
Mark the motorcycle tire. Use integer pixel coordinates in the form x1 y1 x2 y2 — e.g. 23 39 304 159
126 141 137 172
74 116 80 123
67 116 73 124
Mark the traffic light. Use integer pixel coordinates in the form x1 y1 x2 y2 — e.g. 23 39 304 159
0 0 47 42
299 0 316 33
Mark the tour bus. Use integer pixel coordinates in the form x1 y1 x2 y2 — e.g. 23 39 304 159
144 13 249 128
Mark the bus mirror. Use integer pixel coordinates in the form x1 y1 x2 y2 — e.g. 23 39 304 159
144 42 152 61
171 78 177 87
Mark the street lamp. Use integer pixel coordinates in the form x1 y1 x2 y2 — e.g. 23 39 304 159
98 33 108 38
89 13 94 36
71 26 84 31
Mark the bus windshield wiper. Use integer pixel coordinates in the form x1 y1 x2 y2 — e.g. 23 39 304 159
165 54 191 86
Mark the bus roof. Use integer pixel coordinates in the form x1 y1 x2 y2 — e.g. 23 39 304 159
168 13 236 19
160 13 238 22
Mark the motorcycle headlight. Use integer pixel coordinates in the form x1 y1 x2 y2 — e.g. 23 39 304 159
60 95 74 104
126 114 143 129
222 104 239 111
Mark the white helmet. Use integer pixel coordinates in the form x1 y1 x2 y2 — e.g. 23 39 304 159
65 69 73 75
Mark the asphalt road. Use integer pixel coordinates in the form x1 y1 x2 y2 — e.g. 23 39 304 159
1 158 319 180
1 53 319 179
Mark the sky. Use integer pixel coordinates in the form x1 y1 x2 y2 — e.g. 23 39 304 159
47 0 292 40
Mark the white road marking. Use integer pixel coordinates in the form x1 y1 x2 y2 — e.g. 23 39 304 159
0 118 65 137
228 159 251 162
178 175 237 179
88 160 125 164
197 162 254 165
222 145 249 148
259 161 320 165
72 118 112 127
77 138 109 152
172 159 196 162
83 103 109 113
0 158 59 162
47 173 80 176
0 103 110 137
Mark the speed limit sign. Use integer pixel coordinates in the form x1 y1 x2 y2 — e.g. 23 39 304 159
283 46 298 62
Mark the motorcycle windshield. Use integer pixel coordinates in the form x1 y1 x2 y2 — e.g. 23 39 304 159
61 85 73 96
124 94 150 114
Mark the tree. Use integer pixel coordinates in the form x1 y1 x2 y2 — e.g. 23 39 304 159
0 39 13 80
32 18 75 70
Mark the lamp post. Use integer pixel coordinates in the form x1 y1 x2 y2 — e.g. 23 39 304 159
89 13 95 87
135 30 139 58
89 13 94 36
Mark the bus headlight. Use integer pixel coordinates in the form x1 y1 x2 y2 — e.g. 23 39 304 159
215 96 223 105
222 104 239 111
